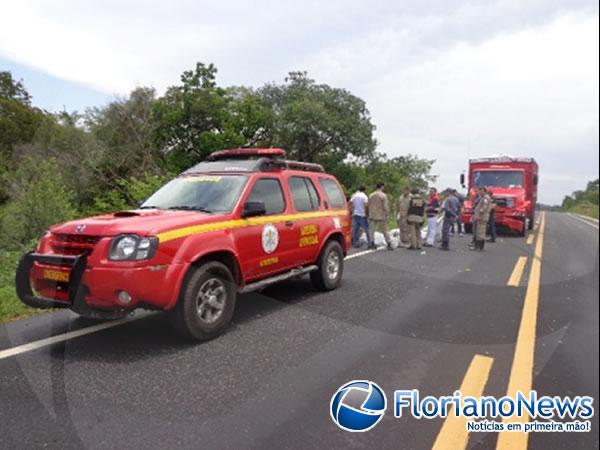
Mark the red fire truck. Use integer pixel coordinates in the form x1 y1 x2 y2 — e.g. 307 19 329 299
461 156 539 236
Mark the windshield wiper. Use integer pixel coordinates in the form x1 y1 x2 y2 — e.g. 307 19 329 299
139 205 161 209
167 206 213 213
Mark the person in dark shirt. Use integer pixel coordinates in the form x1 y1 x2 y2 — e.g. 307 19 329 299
440 189 461 251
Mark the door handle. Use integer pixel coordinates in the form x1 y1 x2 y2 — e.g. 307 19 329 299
285 220 294 227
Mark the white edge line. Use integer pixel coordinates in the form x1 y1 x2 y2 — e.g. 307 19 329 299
568 213 599 230
0 316 139 360
572 213 599 224
345 248 382 260
1 248 383 360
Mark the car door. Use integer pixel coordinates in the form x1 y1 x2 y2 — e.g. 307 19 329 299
236 177 296 280
287 175 324 265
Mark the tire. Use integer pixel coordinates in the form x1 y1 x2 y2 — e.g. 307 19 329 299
310 240 344 291
169 261 237 341
464 223 473 234
528 214 534 230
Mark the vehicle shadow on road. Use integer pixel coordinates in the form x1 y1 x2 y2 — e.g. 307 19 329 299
46 279 323 364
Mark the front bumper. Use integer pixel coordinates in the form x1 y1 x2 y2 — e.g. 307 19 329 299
13 252 123 319
15 252 182 318
462 212 525 232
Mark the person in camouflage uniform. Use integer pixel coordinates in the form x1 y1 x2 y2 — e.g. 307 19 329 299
368 183 393 250
470 186 492 251
396 186 412 247
406 188 426 250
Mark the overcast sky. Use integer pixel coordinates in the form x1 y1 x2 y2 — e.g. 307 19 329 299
1 0 598 204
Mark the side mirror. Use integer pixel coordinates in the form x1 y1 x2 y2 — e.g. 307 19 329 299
460 173 466 188
241 201 267 218
533 174 539 185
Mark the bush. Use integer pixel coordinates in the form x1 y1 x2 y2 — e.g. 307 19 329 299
0 249 42 321
85 173 171 215
568 201 599 219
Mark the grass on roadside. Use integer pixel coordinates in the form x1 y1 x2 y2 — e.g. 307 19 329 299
0 250 47 323
567 201 599 219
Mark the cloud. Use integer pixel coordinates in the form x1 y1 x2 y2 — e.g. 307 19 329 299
1 0 598 203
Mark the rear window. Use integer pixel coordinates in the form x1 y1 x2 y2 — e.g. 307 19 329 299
288 176 320 212
319 178 346 209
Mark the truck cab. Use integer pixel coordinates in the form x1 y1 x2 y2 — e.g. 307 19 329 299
461 156 539 236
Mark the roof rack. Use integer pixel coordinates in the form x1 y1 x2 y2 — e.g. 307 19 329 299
204 148 325 173
208 148 287 160
276 160 325 173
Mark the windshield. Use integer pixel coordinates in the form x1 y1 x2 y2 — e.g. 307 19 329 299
141 175 248 213
472 170 524 188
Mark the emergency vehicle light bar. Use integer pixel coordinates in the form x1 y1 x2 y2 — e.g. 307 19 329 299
208 148 287 160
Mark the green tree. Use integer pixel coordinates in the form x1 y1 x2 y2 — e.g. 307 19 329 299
87 87 163 178
0 71 31 104
0 71 46 202
258 71 377 164
153 63 244 172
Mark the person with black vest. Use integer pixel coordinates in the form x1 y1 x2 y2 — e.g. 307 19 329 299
406 188 426 250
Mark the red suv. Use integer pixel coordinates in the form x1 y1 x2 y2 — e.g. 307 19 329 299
16 149 351 340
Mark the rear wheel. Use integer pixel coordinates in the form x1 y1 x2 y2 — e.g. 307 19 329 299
528 214 535 230
310 240 344 291
169 261 237 341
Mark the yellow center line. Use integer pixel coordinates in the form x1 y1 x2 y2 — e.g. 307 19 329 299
526 233 535 245
432 354 494 450
497 212 546 450
507 256 528 287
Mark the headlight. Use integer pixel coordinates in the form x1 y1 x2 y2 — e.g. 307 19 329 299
109 235 158 261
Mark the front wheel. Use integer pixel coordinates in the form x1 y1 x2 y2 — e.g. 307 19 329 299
169 261 237 341
310 240 344 291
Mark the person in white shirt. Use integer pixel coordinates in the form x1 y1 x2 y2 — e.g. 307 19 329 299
350 185 370 248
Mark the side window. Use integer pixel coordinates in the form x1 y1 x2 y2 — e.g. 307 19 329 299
319 178 346 209
288 177 320 212
246 178 285 215
305 178 321 209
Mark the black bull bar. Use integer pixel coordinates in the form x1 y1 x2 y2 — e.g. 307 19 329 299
15 252 125 319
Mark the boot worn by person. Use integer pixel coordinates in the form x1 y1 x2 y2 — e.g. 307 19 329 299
440 241 449 251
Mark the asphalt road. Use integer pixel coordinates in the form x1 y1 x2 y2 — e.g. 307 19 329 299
0 212 597 450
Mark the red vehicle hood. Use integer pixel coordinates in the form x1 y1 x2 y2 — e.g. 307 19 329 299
49 209 227 237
